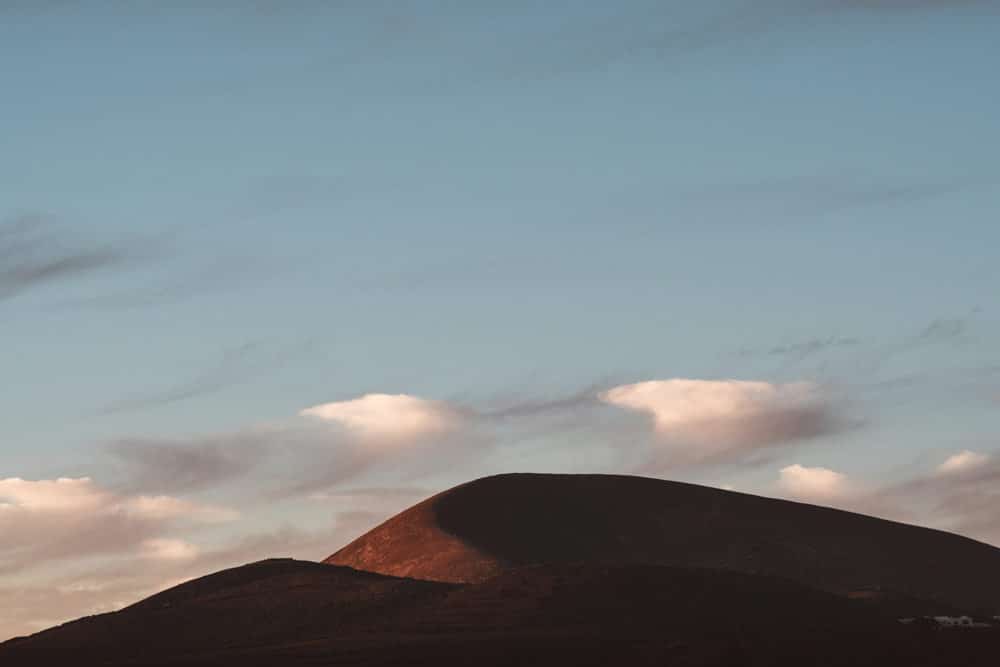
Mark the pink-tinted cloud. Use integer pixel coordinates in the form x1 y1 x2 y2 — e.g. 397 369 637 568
937 450 991 475
300 393 462 443
778 464 852 500
600 379 842 465
769 449 1000 547
0 477 236 573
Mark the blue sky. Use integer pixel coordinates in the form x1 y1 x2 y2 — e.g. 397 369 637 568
2 0 999 638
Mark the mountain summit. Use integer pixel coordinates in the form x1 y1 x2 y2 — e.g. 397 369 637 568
327 473 1000 610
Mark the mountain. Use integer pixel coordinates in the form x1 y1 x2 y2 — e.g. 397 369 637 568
327 473 1000 612
0 559 456 666
3 473 999 666
6 558 996 667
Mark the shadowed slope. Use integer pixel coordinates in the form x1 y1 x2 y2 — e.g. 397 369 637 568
327 473 1000 611
9 560 998 667
0 559 456 665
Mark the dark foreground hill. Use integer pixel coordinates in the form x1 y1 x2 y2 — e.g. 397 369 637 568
3 558 998 667
327 473 1000 612
3 473 1000 666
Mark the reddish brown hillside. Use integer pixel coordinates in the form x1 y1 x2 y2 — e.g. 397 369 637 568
326 473 1000 612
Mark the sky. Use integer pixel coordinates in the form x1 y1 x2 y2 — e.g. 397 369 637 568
2 0 1000 640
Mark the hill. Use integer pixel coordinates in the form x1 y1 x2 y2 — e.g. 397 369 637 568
3 473 1000 666
8 558 998 666
327 473 1000 612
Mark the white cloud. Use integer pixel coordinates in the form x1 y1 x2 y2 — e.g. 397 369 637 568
0 477 236 574
0 477 235 524
599 379 836 462
0 519 372 642
120 495 237 523
778 464 851 500
140 539 200 562
937 450 990 475
0 477 109 512
300 393 462 442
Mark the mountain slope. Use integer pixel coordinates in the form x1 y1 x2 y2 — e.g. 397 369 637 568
0 559 456 665
8 560 996 667
4 473 1000 666
326 473 1000 611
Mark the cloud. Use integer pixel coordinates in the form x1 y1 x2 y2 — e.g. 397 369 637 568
106 434 269 495
0 504 417 641
307 486 430 504
121 495 237 523
98 340 316 416
778 464 852 500
599 379 842 465
937 450 991 475
488 0 993 85
682 174 972 228
105 392 483 501
105 422 357 500
0 477 109 512
300 393 463 443
833 0 992 11
916 317 969 344
739 336 862 360
0 477 236 573
0 215 128 301
900 451 1000 542
768 450 1000 547
477 385 606 420
868 311 979 369
139 539 200 562
104 381 848 502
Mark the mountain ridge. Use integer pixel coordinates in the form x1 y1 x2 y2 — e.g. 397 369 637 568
327 473 1000 611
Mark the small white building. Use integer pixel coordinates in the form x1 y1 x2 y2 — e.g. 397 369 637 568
933 616 992 628
933 616 973 627
898 615 996 629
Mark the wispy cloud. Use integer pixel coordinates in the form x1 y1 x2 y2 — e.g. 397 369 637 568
477 0 996 86
670 175 977 225
106 434 270 495
738 336 862 361
858 310 982 378
916 317 971 345
98 340 317 416
0 215 129 301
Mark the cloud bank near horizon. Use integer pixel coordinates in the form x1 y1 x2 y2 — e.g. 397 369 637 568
100 379 849 500
0 477 235 576
775 449 1000 545
3 378 993 642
